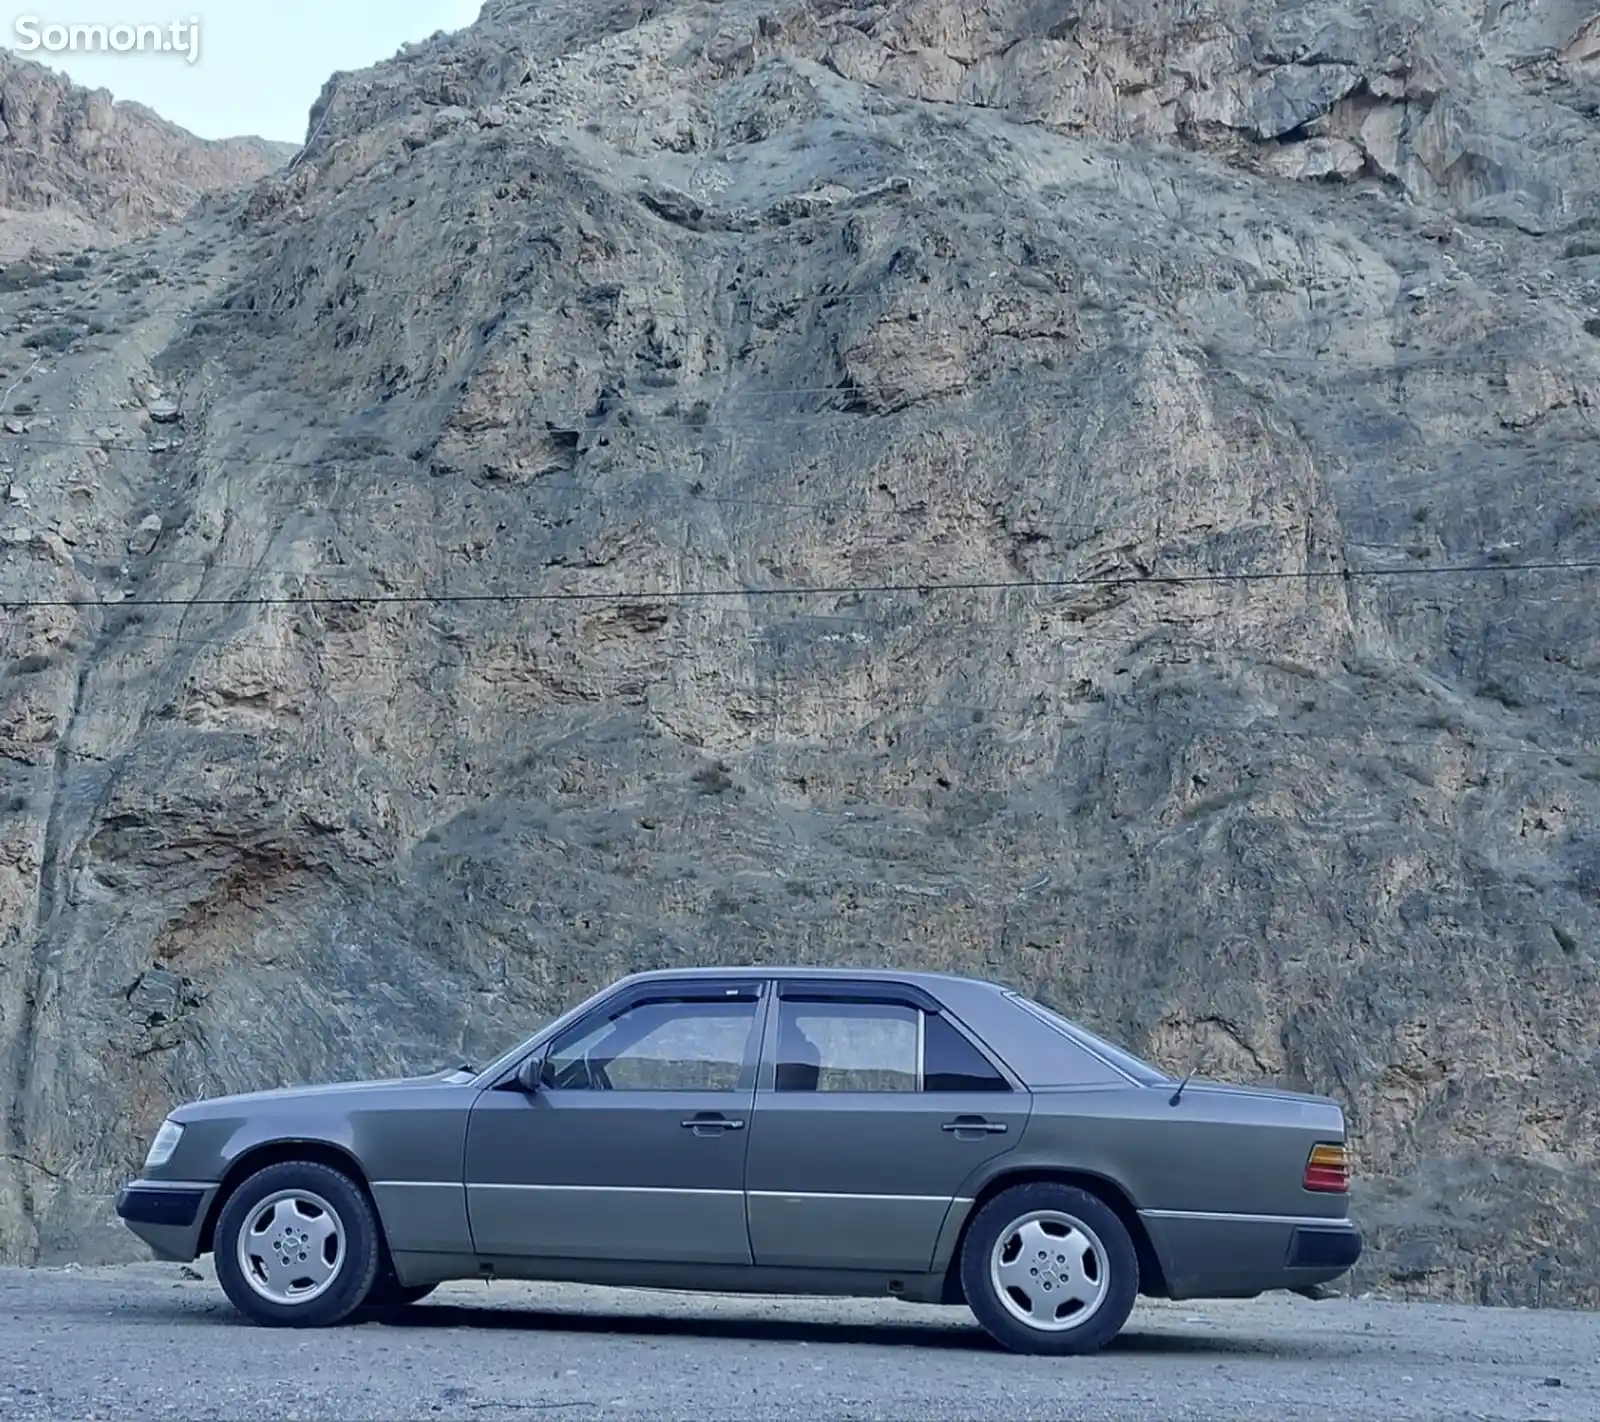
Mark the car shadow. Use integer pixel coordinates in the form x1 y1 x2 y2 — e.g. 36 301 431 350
358 1302 995 1351
352 1302 1356 1358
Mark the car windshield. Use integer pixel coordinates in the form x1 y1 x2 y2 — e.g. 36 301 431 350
1007 994 1172 1085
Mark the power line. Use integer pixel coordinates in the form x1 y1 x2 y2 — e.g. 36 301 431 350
7 440 1578 606
10 435 1556 615
3 556 1598 613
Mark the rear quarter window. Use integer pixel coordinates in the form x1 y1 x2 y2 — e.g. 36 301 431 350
1005 995 1170 1087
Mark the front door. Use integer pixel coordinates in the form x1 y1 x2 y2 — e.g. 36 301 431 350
464 978 765 1265
743 980 1031 1273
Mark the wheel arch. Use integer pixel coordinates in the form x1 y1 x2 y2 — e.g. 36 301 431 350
939 1167 1172 1305
198 1137 381 1256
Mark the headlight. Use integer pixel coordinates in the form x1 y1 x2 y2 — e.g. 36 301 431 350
143 1119 184 1172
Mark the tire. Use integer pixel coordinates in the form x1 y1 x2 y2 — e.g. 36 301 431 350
213 1160 382 1328
958 1182 1139 1356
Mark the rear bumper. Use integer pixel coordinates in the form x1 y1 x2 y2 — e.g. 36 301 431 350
115 1180 216 1262
1286 1221 1363 1271
1138 1209 1362 1300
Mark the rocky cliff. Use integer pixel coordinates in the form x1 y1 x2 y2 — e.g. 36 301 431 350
0 49 294 259
1 0 1598 1306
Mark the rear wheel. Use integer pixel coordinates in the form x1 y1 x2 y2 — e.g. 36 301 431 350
213 1160 381 1328
959 1182 1139 1355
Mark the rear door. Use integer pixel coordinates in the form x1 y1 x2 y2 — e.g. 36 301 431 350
743 979 1031 1274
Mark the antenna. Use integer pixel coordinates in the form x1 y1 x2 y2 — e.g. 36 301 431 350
1168 1071 1193 1107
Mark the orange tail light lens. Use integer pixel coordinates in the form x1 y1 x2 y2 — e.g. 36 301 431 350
1303 1142 1350 1193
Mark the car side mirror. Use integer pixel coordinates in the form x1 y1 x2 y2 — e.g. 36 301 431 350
515 1053 544 1094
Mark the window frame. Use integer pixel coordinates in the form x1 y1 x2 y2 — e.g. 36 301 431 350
920 1008 1017 1093
535 978 770 1095
757 978 1021 1094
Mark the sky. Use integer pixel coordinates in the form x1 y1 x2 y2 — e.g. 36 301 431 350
3 1 486 143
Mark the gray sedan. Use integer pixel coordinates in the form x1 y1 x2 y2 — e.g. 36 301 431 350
116 966 1362 1354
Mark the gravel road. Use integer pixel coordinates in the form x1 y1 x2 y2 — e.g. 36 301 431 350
0 1261 1593 1421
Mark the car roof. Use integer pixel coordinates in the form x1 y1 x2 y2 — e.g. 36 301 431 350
617 964 1013 994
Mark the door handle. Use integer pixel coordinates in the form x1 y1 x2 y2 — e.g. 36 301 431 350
941 1117 1007 1135
681 1115 745 1133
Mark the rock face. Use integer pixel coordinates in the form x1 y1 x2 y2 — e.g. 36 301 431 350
0 49 295 259
2 0 1599 1306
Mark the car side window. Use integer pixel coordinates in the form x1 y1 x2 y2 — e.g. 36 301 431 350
541 997 757 1092
922 1013 1010 1091
771 998 1012 1093
774 1000 919 1092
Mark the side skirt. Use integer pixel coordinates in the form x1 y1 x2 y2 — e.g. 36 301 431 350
390 1251 951 1305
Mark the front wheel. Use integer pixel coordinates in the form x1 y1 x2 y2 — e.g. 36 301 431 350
213 1160 382 1328
958 1182 1139 1355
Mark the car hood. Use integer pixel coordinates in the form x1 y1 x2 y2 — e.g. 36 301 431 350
169 1064 477 1120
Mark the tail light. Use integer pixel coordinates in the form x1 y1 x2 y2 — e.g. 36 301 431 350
1303 1142 1350 1193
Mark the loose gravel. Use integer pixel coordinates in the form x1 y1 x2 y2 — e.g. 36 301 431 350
0 1261 1594 1420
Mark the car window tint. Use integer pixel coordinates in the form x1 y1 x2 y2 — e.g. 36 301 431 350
922 1013 1010 1091
543 998 756 1091
775 1000 918 1092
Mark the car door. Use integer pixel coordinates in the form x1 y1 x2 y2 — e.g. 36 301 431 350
743 979 1031 1273
464 978 766 1266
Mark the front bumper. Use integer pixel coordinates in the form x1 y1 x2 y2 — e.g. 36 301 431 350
115 1180 217 1262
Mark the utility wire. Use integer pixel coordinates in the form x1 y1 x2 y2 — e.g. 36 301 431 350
2 556 1598 612
2 440 1564 608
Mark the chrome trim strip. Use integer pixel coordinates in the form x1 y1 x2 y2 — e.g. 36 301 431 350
460 1184 743 1197
370 1181 463 1190
1138 1209 1357 1226
749 1190 950 1204
378 1182 962 1204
